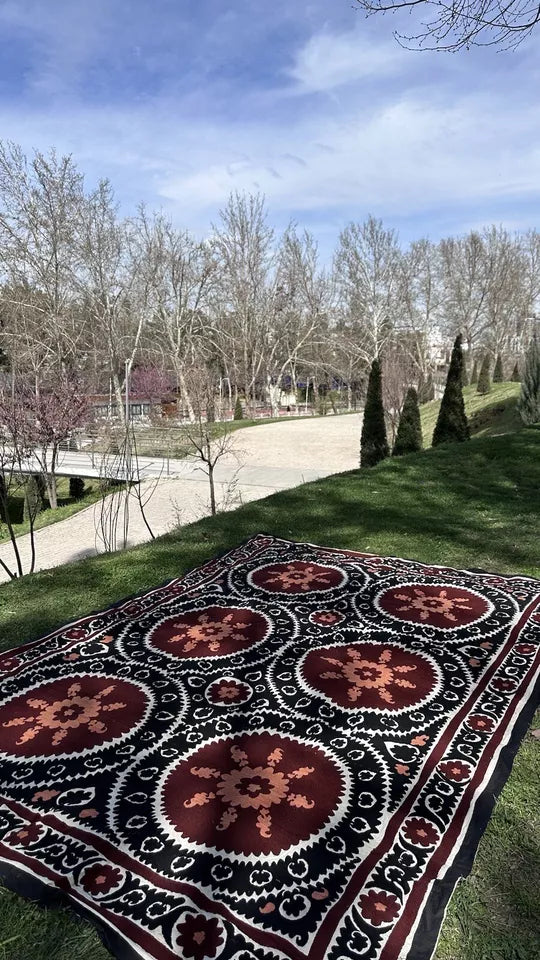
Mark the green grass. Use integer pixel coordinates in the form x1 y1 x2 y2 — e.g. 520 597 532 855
0 478 103 545
0 427 538 959
421 381 521 446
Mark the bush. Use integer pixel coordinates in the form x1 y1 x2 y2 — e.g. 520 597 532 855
23 474 44 522
493 354 504 382
360 358 389 468
418 372 435 404
477 355 491 395
517 335 540 425
233 397 244 420
432 334 470 446
511 362 520 382
470 359 479 385
69 476 85 499
393 387 423 456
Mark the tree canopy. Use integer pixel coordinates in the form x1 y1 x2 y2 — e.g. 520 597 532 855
353 0 540 51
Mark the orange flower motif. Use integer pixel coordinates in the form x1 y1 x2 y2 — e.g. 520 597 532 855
2 682 126 747
264 564 334 592
394 588 472 623
320 646 417 706
183 744 316 839
169 613 251 654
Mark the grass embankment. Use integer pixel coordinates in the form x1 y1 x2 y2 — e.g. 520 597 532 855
0 427 538 960
421 381 521 446
0 478 102 545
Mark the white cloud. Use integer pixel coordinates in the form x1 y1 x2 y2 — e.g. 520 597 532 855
287 28 405 93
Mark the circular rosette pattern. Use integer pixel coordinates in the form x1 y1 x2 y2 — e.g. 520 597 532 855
228 552 366 605
270 630 472 737
119 593 297 668
159 731 348 860
355 574 517 642
0 660 185 781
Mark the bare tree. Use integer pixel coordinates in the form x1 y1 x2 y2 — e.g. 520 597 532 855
0 142 85 382
334 216 402 368
211 193 274 413
22 374 90 509
140 212 218 420
353 0 540 51
182 368 241 515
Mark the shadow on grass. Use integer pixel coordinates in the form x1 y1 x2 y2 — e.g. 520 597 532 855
1 427 538 652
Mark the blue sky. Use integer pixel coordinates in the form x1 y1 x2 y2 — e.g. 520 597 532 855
0 0 538 260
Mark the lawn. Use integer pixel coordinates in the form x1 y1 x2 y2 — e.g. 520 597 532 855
420 381 521 446
0 477 103 546
0 426 538 959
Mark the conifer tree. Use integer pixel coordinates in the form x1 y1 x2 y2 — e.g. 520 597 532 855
476 355 491 394
234 397 244 420
393 387 423 456
510 362 520 382
517 335 540 425
461 360 469 387
493 354 504 382
432 334 470 446
360 358 389 467
470 359 479 384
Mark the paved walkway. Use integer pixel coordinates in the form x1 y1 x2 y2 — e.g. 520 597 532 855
0 414 362 582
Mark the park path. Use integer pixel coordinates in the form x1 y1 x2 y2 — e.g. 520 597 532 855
0 414 362 583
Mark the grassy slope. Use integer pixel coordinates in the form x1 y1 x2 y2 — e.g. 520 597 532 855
0 427 539 959
0 479 103 545
421 381 521 446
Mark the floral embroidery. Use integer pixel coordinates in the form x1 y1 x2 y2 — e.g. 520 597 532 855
468 714 495 732
263 563 335 592
169 613 252 654
394 588 473 623
184 744 316 840
2 682 126 747
81 863 123 897
176 914 224 959
438 760 472 782
359 889 401 926
403 818 439 847
310 611 345 626
320 646 417 706
5 823 44 847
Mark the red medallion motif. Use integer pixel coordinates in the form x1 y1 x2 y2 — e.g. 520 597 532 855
249 561 346 594
0 676 148 756
302 642 438 710
176 914 225 960
162 733 344 856
377 583 490 628
206 679 251 706
148 607 270 659
309 610 345 627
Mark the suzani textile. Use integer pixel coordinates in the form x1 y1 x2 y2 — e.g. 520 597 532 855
0 535 539 960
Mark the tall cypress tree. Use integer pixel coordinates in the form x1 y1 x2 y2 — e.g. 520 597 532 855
493 354 504 382
517 335 540 425
360 358 389 467
432 334 470 446
470 359 479 385
510 362 520 382
234 397 244 420
393 387 423 456
477 355 491 394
